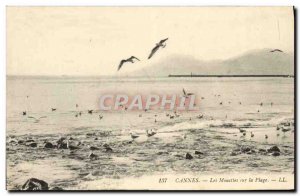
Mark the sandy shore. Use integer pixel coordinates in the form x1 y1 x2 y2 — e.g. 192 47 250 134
6 118 294 190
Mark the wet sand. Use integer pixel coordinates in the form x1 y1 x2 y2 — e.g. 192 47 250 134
6 117 294 190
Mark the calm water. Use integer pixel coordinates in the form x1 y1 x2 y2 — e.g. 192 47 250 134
7 76 294 144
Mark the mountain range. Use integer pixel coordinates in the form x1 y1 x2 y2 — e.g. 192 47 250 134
129 48 294 76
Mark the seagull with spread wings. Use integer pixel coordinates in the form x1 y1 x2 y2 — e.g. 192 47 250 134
183 88 194 98
28 116 47 123
148 38 168 59
270 49 283 53
117 56 140 71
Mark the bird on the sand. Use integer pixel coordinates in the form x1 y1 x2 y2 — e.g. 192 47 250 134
117 56 140 71
23 111 27 116
276 125 281 130
182 88 194 98
66 139 79 150
265 134 268 139
281 127 291 135
28 116 47 123
99 115 103 120
88 110 93 114
146 129 157 137
239 128 246 133
51 108 56 111
130 133 139 140
103 144 113 152
90 146 99 151
88 152 98 160
277 133 280 137
148 38 168 59
197 114 204 119
251 132 254 137
270 49 283 53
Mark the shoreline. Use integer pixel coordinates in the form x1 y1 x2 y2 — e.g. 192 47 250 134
6 119 294 190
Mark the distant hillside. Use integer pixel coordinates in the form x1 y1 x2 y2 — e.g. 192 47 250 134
130 49 294 76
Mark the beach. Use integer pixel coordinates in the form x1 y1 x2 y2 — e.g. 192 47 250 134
6 76 294 190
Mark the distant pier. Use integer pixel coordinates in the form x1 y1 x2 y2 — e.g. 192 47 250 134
168 74 294 78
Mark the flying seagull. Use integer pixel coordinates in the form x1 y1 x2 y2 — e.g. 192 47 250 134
28 116 47 123
117 56 140 71
148 38 168 59
270 49 283 53
182 88 194 98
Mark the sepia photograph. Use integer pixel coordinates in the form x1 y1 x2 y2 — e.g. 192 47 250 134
6 6 295 191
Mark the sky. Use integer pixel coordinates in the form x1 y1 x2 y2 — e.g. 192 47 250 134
7 7 294 76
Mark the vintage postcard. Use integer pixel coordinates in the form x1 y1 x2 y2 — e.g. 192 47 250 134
6 7 295 191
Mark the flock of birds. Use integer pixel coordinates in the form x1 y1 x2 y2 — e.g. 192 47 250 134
116 45 283 71
21 97 293 149
117 38 168 71
238 120 293 142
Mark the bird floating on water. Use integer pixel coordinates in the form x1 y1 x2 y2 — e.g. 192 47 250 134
148 38 168 59
117 56 140 71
